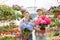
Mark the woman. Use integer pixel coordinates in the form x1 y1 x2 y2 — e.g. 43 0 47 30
34 9 48 40
19 10 32 40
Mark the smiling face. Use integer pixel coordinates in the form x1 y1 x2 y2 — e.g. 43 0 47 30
36 9 43 16
23 12 30 19
37 11 42 16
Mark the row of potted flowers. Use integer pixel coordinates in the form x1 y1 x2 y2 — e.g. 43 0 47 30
0 29 20 38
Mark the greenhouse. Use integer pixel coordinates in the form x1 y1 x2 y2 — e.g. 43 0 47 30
0 0 60 40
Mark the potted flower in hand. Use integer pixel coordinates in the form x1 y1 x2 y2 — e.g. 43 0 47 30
35 16 51 34
20 22 34 39
22 28 31 39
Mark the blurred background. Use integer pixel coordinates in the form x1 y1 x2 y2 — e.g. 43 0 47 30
0 0 60 40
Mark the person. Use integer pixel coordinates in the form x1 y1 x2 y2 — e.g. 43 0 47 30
19 10 32 40
33 9 48 40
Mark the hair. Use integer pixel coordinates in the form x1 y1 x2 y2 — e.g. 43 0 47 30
21 10 26 14
36 9 42 12
21 10 29 15
25 11 29 15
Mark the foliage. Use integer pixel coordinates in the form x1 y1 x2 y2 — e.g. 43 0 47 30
15 13 24 19
22 28 31 35
53 32 60 36
55 18 60 27
0 27 4 32
0 5 24 21
9 22 18 28
50 17 55 22
50 22 56 27
0 26 12 32
41 8 46 15
50 6 60 15
0 5 14 18
0 22 18 32
13 5 22 11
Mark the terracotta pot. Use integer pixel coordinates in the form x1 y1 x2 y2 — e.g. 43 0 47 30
40 30 45 34
23 34 29 39
40 28 45 34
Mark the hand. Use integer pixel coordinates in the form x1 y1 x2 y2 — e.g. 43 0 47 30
34 27 40 31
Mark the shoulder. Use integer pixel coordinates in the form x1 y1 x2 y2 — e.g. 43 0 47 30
20 18 24 22
19 18 24 25
33 16 38 21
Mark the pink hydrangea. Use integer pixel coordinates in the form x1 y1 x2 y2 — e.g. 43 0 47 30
45 17 51 24
35 18 42 25
35 16 51 25
41 16 46 19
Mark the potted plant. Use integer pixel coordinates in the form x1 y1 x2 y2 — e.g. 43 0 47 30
12 4 22 11
0 5 24 21
49 6 60 18
35 16 51 34
22 28 31 39
20 22 34 39
55 15 60 31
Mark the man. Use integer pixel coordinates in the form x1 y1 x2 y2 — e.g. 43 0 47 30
33 9 47 40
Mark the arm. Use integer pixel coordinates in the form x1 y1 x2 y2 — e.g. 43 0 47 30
33 17 40 31
19 20 23 33
18 20 23 40
44 25 50 36
34 25 40 31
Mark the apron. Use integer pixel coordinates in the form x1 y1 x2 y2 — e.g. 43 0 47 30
35 30 46 40
21 19 32 40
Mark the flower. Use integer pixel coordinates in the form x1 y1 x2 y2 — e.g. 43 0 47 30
35 16 51 33
40 20 47 24
20 22 34 31
35 16 51 25
41 16 46 20
20 23 27 30
4 32 11 35
13 29 20 33
27 22 34 31
45 17 51 24
13 4 20 8
35 18 42 25
20 22 34 38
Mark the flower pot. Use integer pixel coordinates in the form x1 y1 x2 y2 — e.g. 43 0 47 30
40 28 45 34
23 34 29 39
